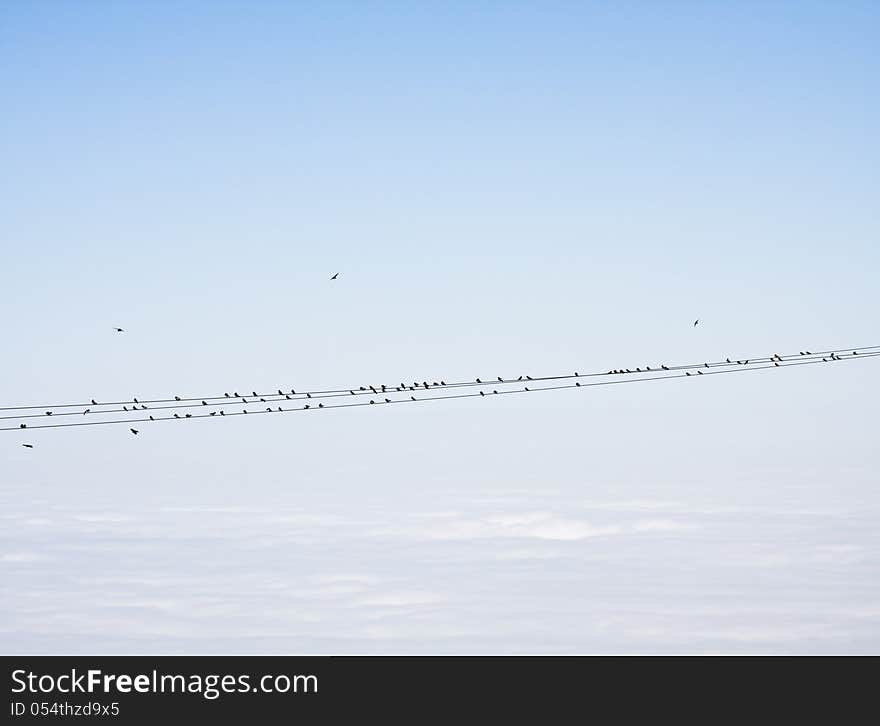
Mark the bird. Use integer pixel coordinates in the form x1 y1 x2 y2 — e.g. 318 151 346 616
497 377 503 382
22 443 33 449
726 358 731 364
220 411 225 416
693 319 700 327
113 327 124 333
45 411 52 416
82 409 90 415
476 378 482 384
330 272 339 280
91 399 97 405
174 396 181 401
252 391 258 397
123 406 128 411
210 412 216 416
202 401 207 406
317 403 323 409
410 396 416 401
185 414 192 418
385 398 391 403
480 391 485 396
224 393 230 398
149 416 155 421
19 424 26 429
174 414 180 419
661 365 669 371
278 389 283 395
130 428 138 435
685 372 691 376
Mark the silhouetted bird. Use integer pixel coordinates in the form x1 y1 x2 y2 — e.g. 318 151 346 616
726 358 731 363
22 443 33 448
497 377 503 382
330 272 339 280
185 414 192 418
480 391 485 396
685 372 691 376
149 416 155 421
45 411 52 416
83 409 90 415
526 376 533 380
317 404 323 408
210 412 216 416
130 428 138 435
252 391 258 397
220 411 225 416
20 424 26 429
385 398 391 403
576 382 581 387
202 401 207 406
225 393 230 398
369 400 375 404
693 319 699 327
661 365 668 370
91 399 97 405
175 396 181 401
234 392 240 397
493 390 499 394
123 406 128 411
524 387 530 391
133 398 139 403
278 390 283 395
174 414 180 419
411 396 416 401
114 327 124 333
476 378 482 383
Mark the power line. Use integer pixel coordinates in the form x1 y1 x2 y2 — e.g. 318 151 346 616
1 344 877 415
4 349 877 434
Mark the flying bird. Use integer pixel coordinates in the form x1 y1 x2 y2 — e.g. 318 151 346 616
693 319 700 327
22 443 33 448
130 428 138 435
330 272 339 280
113 327 124 333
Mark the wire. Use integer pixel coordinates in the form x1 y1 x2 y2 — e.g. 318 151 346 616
1 344 877 415
4 349 877 433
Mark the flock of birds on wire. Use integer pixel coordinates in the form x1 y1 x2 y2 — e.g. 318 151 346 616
5 300 878 446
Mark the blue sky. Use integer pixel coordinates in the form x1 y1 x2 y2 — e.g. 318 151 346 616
1 2 878 652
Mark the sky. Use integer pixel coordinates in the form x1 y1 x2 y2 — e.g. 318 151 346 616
1 1 878 653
